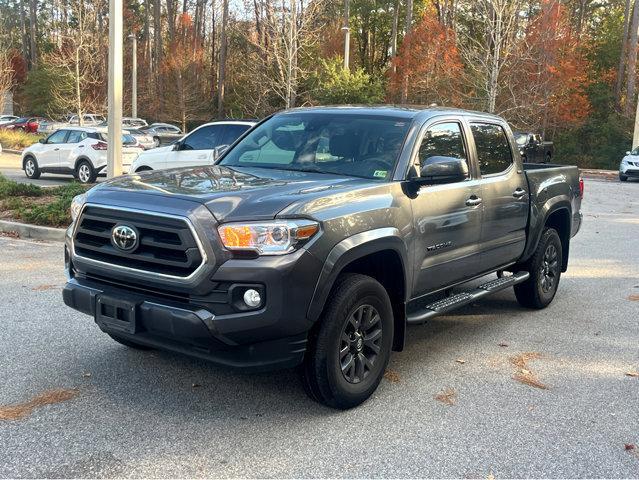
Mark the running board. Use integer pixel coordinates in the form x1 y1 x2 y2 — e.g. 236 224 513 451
406 271 530 325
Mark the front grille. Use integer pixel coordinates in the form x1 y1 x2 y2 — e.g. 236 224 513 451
73 205 204 278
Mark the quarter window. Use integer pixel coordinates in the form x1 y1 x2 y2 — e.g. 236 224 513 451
470 123 514 176
417 122 468 178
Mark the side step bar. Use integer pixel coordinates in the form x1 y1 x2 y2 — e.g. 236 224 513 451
406 271 530 325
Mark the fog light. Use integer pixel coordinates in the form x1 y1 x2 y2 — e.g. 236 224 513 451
243 289 262 308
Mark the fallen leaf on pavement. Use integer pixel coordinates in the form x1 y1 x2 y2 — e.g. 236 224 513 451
0 231 19 238
509 352 548 389
625 444 635 451
82 372 91 378
192 383 202 388
0 388 79 421
434 387 457 405
625 371 639 378
32 284 59 291
384 369 401 383
498 342 509 347
455 358 466 364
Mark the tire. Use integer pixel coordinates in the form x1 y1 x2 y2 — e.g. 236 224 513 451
152 136 160 148
75 159 97 184
23 156 41 179
620 174 628 182
302 273 394 409
514 228 562 309
107 333 153 350
545 154 552 163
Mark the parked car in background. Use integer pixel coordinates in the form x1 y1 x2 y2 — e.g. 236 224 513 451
69 114 106 126
127 129 156 150
135 123 184 147
22 127 143 184
130 120 255 172
514 132 554 163
37 118 59 135
619 148 639 182
0 115 18 125
122 117 148 128
1 116 46 133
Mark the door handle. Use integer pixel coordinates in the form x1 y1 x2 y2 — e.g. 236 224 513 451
513 188 526 198
465 196 482 207
54 148 60 151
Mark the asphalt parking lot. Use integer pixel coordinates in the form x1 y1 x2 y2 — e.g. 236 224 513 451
1 178 638 478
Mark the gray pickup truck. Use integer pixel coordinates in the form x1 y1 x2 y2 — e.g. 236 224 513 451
63 106 583 409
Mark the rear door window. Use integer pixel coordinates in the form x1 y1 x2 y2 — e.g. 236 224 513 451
470 123 514 176
66 130 88 143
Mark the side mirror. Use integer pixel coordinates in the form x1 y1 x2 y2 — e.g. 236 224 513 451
39 138 46 144
172 141 181 151
418 156 469 185
213 144 229 160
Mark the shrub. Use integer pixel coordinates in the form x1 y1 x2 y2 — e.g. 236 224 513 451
309 57 384 105
0 129 43 150
0 173 44 198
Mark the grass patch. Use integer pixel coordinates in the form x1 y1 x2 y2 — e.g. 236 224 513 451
0 129 43 150
0 173 88 227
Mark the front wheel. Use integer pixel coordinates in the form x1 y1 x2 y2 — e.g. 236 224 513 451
302 273 394 409
24 156 41 179
76 160 97 184
514 228 562 309
620 174 628 182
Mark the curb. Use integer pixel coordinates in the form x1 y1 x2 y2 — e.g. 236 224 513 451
2 148 23 155
0 219 65 242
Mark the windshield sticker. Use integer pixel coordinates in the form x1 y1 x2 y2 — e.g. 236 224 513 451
373 170 388 178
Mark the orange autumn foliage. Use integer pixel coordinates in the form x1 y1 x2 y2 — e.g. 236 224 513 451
524 0 592 130
389 11 463 106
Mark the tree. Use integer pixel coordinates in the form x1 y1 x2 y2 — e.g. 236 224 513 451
217 0 229 117
389 10 464 106
626 0 639 116
310 56 384 104
0 50 15 110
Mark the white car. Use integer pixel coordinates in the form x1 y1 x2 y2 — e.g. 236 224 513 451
22 127 144 184
130 120 255 172
69 114 106 126
620 148 639 182
0 115 18 125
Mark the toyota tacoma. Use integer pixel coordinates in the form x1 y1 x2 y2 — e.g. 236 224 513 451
63 107 583 409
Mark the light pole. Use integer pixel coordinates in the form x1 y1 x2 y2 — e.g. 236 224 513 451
107 0 123 179
342 0 350 70
129 34 137 119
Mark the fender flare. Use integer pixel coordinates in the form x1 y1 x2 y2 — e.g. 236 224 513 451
521 195 572 265
306 227 411 323
74 156 95 171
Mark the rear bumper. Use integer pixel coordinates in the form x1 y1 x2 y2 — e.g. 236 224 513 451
63 277 308 371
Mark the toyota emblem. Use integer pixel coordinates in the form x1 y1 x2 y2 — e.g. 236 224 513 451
111 224 139 252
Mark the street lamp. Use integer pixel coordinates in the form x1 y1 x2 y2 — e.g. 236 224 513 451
107 0 123 178
128 34 137 119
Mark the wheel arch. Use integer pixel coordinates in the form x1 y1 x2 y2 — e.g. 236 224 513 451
307 228 410 352
22 153 36 169
73 156 95 171
522 199 572 272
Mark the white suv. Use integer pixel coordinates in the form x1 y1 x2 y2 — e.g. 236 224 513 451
620 148 639 182
129 120 255 172
22 127 143 184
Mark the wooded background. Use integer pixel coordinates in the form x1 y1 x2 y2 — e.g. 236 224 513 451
0 0 637 168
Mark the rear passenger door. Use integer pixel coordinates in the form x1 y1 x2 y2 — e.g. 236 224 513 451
59 130 87 169
469 121 528 272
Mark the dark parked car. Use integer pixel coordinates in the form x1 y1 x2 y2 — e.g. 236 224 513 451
515 132 554 163
134 123 183 147
63 106 583 409
1 116 45 133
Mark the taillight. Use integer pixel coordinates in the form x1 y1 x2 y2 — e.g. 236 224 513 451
579 177 584 198
91 142 107 150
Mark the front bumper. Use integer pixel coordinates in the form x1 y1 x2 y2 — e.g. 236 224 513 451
620 166 639 177
63 276 309 371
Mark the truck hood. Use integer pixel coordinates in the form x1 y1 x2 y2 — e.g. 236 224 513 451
89 165 377 222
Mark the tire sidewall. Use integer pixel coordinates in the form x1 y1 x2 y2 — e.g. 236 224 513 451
76 160 95 184
314 276 394 407
534 229 562 306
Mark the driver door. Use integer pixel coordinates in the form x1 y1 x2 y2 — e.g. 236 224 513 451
38 130 69 168
409 119 483 296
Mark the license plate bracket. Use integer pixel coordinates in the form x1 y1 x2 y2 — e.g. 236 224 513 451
95 295 138 334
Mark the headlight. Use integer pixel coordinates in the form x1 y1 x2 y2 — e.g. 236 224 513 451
217 220 319 255
70 193 87 221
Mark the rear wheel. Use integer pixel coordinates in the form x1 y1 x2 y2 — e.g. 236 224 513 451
76 160 97 184
302 273 394 409
107 333 153 350
514 228 562 309
24 156 41 179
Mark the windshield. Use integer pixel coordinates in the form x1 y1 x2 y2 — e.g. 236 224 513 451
515 133 528 146
219 113 411 180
